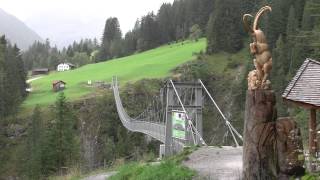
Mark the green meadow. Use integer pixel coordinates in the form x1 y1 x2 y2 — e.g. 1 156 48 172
24 39 206 106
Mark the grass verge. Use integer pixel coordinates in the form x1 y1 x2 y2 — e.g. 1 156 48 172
109 161 194 180
109 146 198 180
302 172 320 180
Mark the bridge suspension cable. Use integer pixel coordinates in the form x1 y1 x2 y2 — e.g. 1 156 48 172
112 76 241 157
169 80 207 146
112 76 166 142
198 79 243 147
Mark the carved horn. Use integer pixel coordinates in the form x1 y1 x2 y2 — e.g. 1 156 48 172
253 6 272 30
243 14 254 33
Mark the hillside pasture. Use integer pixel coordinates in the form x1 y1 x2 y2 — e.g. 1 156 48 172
24 39 206 106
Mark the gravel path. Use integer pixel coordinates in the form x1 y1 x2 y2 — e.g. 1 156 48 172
183 146 242 180
82 171 117 180
26 76 43 83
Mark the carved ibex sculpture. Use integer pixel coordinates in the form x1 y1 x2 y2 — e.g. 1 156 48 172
243 6 272 90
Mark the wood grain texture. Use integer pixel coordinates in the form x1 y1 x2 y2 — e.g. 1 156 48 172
243 90 278 180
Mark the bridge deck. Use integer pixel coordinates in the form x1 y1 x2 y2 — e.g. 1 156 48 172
113 80 166 142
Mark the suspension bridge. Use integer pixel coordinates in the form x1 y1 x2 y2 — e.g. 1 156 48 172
112 77 243 156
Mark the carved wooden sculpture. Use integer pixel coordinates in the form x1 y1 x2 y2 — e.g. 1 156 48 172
243 6 272 90
242 6 305 180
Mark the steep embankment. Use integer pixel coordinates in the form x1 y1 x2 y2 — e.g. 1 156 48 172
25 39 206 106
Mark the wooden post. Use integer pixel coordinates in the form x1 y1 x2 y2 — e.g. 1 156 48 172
195 86 203 145
243 90 278 179
165 86 174 156
309 109 317 171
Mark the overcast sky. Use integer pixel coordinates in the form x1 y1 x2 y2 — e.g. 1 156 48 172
0 0 174 48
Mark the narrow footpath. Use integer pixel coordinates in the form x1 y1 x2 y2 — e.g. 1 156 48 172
183 146 243 180
82 171 117 180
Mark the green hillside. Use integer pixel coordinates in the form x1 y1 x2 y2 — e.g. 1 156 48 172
25 39 206 106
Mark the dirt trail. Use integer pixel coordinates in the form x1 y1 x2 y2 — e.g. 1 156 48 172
26 76 43 83
82 171 117 180
183 146 242 180
83 146 242 180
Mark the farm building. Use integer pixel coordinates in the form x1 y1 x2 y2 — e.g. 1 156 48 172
56 63 76 72
52 80 66 92
31 68 49 76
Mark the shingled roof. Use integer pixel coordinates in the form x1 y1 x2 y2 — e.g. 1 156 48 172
282 58 320 108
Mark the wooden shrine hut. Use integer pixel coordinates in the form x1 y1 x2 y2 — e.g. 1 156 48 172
52 80 66 92
282 58 320 160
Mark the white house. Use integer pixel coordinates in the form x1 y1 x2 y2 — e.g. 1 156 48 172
57 63 75 72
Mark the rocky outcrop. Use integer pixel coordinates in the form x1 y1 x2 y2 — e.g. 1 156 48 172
6 124 26 138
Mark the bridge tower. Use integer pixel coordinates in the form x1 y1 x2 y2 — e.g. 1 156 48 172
162 81 203 156
113 77 242 158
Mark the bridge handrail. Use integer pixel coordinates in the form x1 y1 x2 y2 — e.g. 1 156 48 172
112 77 188 154
112 77 166 142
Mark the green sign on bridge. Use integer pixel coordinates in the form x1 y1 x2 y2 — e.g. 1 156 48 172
172 111 186 140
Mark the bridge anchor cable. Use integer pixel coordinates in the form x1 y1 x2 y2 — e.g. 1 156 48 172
169 80 207 146
198 79 243 147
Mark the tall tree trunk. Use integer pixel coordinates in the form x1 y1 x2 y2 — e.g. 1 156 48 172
243 90 278 180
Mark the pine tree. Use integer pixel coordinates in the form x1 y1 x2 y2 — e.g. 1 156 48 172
265 0 289 49
197 0 215 31
22 39 67 71
26 105 43 179
98 17 122 61
265 0 307 49
0 36 6 117
206 13 217 54
66 45 74 57
288 0 319 76
286 6 299 75
172 0 188 40
137 13 160 51
185 0 200 30
294 0 307 27
123 31 138 56
13 45 27 98
42 92 78 174
4 44 23 114
157 3 175 43
307 0 320 58
115 126 131 157
189 24 202 41
286 6 299 39
206 0 243 53
0 36 27 117
271 35 289 116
